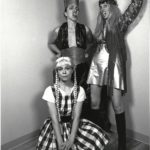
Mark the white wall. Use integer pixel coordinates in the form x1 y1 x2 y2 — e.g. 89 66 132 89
1 0 149 145
1 0 65 145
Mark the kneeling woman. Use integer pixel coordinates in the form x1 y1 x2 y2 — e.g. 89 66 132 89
37 57 109 150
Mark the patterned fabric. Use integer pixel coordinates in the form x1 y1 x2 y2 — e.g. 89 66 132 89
51 86 80 117
37 118 109 150
119 0 143 33
36 86 109 150
55 22 87 50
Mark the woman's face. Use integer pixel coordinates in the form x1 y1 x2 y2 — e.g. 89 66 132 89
65 3 79 22
99 2 110 19
57 64 73 82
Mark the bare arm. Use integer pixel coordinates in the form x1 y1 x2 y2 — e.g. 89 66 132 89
70 101 83 140
64 101 83 149
48 27 61 57
64 86 86 149
47 102 64 149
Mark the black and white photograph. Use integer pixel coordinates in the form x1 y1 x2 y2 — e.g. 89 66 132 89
1 0 149 149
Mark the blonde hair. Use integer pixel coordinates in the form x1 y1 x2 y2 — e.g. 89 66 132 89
56 57 72 68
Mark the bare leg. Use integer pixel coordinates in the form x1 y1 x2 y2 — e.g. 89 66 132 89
90 84 102 109
88 84 103 126
112 88 124 114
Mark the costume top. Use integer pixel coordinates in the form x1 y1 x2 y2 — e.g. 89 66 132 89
42 85 85 117
55 22 87 50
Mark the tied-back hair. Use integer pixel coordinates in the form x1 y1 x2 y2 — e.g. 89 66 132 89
54 66 78 122
95 4 121 39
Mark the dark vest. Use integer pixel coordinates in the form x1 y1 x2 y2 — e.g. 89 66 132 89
55 22 87 50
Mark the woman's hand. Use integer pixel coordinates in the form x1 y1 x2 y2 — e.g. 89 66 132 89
58 142 66 150
63 137 74 150
56 52 61 58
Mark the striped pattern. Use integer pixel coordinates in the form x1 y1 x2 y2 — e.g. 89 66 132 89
51 86 79 117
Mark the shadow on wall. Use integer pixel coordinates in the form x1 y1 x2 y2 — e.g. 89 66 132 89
32 64 54 128
31 0 65 128
124 0 147 137
55 0 66 24
32 55 56 127
78 1 89 25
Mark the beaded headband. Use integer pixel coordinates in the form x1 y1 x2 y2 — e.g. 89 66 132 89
56 57 73 68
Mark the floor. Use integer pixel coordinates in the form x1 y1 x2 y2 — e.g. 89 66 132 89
10 132 149 150
104 132 149 150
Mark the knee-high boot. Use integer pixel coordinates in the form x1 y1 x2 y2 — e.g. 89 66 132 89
89 109 100 126
89 109 111 131
115 112 126 150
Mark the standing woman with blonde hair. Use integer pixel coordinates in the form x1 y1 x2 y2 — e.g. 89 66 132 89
87 0 143 149
36 57 109 150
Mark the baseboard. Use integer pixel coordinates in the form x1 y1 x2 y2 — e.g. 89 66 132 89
111 125 149 145
1 127 149 149
126 128 149 145
1 130 40 150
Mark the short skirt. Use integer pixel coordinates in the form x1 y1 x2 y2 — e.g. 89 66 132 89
87 44 124 90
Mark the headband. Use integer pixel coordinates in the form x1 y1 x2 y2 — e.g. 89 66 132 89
56 57 73 68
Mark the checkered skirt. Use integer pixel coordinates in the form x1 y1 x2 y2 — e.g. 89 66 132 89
36 86 109 149
36 118 109 150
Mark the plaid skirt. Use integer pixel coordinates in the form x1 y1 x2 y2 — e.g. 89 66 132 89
36 118 109 150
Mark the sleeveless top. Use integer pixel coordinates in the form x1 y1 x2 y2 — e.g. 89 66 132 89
55 22 87 50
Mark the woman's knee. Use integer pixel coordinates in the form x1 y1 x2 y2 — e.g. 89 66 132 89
91 91 100 108
90 85 101 109
91 100 100 109
113 104 124 114
112 89 124 113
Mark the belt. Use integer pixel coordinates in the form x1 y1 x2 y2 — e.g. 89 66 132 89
61 47 86 65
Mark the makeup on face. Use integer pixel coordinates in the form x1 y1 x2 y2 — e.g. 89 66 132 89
57 64 73 81
99 2 110 19
66 3 79 21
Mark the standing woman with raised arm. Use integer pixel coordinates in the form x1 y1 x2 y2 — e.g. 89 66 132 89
87 0 143 149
